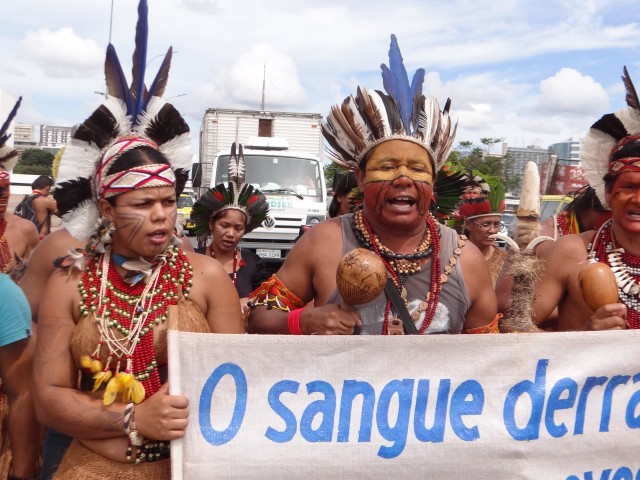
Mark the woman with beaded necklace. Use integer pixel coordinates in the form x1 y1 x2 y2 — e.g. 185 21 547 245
32 2 244 478
191 143 270 320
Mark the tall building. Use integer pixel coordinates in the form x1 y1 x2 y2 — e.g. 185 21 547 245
503 144 551 196
40 125 72 148
14 123 38 151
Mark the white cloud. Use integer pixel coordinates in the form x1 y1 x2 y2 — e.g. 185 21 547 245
20 28 103 78
192 43 307 110
534 68 609 116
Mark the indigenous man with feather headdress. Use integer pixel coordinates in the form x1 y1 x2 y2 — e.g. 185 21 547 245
248 35 497 336
508 66 640 332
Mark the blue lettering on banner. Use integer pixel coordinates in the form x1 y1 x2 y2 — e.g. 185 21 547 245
265 376 484 459
503 359 640 441
565 465 640 480
197 361 640 460
199 363 247 446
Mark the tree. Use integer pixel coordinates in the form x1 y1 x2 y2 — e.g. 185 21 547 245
323 162 348 191
480 137 503 155
13 149 54 175
445 139 520 193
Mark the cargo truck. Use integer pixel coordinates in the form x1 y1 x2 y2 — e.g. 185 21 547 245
192 108 327 269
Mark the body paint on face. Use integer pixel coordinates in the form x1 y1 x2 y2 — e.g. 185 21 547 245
362 140 434 185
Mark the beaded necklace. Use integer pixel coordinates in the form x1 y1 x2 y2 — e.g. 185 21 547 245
0 217 11 274
209 246 244 286
79 244 193 403
352 209 458 334
589 219 640 329
352 209 433 275
556 210 580 237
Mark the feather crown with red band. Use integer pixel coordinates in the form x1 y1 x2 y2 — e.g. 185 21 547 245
581 66 640 209
322 34 457 174
458 174 505 220
53 0 191 241
0 96 22 173
191 143 269 244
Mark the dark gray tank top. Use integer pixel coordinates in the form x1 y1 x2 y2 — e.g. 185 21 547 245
327 214 471 335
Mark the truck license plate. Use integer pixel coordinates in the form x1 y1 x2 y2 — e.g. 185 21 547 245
256 248 281 259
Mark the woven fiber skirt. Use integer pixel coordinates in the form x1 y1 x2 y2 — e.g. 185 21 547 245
53 440 170 480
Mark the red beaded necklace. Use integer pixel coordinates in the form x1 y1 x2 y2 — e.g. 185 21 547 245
360 213 442 335
79 245 193 400
590 220 640 329
209 246 243 286
0 217 12 274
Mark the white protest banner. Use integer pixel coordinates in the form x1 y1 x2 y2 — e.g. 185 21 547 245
168 330 640 480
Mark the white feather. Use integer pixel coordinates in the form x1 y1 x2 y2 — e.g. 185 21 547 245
615 106 640 137
55 139 102 185
134 96 163 135
581 128 616 209
159 132 192 171
62 200 100 241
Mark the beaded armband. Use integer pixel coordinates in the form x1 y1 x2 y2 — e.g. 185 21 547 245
463 313 501 334
248 274 307 312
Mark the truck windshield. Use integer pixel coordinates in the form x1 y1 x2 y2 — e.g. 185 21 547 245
215 154 322 198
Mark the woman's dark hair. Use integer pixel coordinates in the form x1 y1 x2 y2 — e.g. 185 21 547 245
328 172 358 218
106 146 188 204
566 184 606 214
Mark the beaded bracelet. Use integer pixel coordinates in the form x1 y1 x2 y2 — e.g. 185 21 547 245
288 308 304 335
124 401 144 446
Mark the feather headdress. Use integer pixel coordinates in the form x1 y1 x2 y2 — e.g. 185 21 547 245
458 175 505 220
0 96 22 172
54 0 191 241
322 34 457 173
191 143 269 244
581 66 640 209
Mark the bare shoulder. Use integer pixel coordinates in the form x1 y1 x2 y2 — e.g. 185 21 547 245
300 218 343 248
185 249 227 279
6 212 37 234
458 236 485 265
543 231 591 261
36 229 81 261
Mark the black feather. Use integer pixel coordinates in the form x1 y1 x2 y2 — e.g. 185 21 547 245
145 104 189 145
72 105 120 149
0 96 22 147
591 113 629 142
375 90 402 134
622 66 640 111
174 168 188 197
54 178 93 216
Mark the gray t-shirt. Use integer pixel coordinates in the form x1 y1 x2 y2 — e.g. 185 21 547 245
327 214 471 335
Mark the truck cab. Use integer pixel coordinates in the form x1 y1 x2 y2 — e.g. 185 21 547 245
209 137 327 268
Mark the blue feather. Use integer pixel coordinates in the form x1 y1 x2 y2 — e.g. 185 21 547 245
105 44 133 113
380 34 427 136
131 0 149 125
0 96 21 147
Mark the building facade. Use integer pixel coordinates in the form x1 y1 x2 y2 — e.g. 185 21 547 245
39 125 72 148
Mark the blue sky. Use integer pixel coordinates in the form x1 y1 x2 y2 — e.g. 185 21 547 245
2 0 640 158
